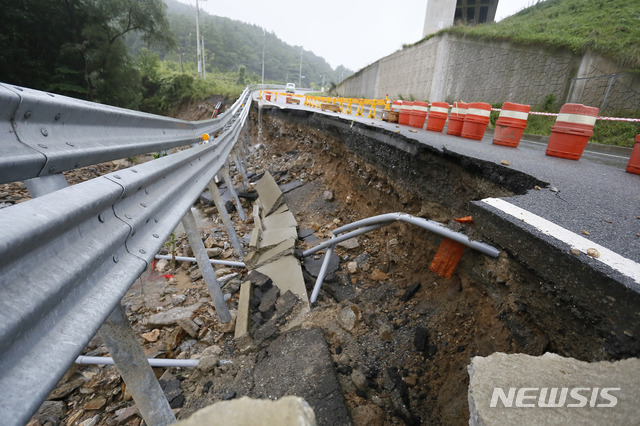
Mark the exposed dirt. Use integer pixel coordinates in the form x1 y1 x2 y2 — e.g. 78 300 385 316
26 105 608 426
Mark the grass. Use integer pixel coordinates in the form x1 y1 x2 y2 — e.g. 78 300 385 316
444 0 640 70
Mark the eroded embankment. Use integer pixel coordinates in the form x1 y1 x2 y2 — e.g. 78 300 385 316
253 106 637 424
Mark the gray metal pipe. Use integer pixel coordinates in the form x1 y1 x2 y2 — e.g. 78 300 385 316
154 254 246 268
306 212 500 303
75 356 200 368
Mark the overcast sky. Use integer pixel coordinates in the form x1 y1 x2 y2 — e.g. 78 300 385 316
176 0 541 71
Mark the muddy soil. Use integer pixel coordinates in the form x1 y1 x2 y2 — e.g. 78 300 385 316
26 106 608 426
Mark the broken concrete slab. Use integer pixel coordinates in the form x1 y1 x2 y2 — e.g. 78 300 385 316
256 256 309 309
262 210 298 230
175 396 317 426
246 238 296 270
259 227 299 250
270 203 289 217
252 328 350 426
146 303 202 327
234 281 252 340
468 352 640 425
255 172 283 217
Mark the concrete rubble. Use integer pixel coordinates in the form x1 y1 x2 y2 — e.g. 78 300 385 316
175 396 317 426
468 352 640 425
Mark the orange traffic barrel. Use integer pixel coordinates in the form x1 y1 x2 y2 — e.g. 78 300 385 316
493 102 531 147
398 101 414 126
392 101 402 113
626 134 640 175
446 102 468 136
265 93 271 101
546 103 599 160
408 101 429 128
461 102 492 140
426 102 450 132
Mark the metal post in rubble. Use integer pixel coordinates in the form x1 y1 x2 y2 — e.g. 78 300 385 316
182 208 232 322
99 304 176 425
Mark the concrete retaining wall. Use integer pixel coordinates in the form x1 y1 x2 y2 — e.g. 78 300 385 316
337 34 639 112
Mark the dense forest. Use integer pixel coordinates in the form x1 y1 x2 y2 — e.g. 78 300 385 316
142 0 353 87
0 0 352 112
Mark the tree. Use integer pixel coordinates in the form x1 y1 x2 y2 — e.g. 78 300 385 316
0 0 174 108
236 65 247 86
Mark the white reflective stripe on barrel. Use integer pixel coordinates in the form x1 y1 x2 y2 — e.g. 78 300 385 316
392 104 402 111
412 105 429 112
429 106 449 114
499 110 529 120
450 107 467 115
400 104 412 110
556 113 597 126
467 108 491 117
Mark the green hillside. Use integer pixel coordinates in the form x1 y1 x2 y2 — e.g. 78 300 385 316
445 0 640 69
130 0 352 88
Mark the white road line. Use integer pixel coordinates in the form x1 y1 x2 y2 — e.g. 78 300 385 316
481 198 640 284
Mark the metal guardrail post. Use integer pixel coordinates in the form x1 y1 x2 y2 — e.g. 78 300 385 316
221 164 247 220
24 174 68 198
232 149 249 190
181 208 232 323
205 181 244 257
98 304 176 425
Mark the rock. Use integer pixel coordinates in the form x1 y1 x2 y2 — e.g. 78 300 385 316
206 247 223 258
338 238 360 250
351 404 385 426
414 327 428 352
84 396 107 410
223 279 242 294
337 365 353 375
370 269 389 281
304 252 340 281
337 305 361 331
79 415 100 426
159 378 184 407
142 329 161 342
177 318 200 338
247 270 273 287
190 269 203 281
259 286 280 313
113 405 139 424
323 190 334 201
500 159 511 166
351 370 369 392
587 248 601 258
155 259 169 272
219 313 237 334
146 304 202 327
48 377 85 400
383 367 418 424
174 396 317 426
379 324 394 342
347 262 358 274
198 352 220 373
275 290 299 318
403 375 417 387
30 400 65 426
400 282 421 302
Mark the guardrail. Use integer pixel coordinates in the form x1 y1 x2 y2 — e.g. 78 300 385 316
0 84 254 425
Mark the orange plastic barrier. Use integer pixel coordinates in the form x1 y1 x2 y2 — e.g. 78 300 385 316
426 102 449 132
398 101 413 126
493 102 531 147
265 93 271 101
461 102 492 140
546 103 599 160
446 102 468 136
409 101 429 128
392 101 402 113
626 134 640 175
